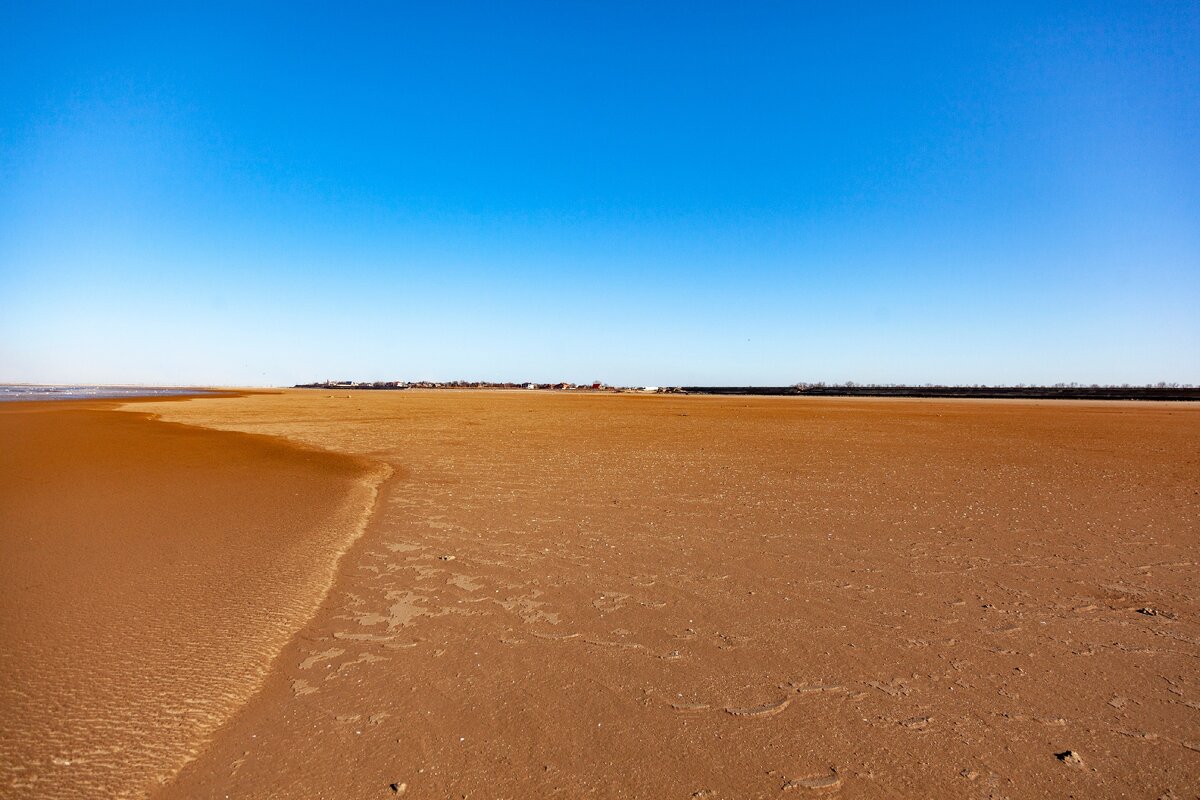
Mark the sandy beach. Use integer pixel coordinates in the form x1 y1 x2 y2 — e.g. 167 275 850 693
3 390 1198 798
7 1 1196 795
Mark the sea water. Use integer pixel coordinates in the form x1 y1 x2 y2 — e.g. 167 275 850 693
0 385 215 401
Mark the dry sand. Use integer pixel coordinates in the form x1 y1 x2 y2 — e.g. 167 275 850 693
3 390 1198 798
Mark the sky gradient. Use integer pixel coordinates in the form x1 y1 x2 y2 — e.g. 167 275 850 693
2 2 1197 386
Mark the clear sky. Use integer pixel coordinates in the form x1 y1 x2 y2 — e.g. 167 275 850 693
2 2 1197 386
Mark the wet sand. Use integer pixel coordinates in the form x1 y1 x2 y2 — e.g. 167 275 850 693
0 400 386 799
114 389 1199 799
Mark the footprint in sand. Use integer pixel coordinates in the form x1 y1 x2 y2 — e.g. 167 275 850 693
782 769 841 792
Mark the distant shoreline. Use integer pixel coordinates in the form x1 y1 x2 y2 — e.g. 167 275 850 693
294 382 1200 402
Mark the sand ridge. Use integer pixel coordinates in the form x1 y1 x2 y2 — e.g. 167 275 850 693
123 389 1200 799
0 399 388 799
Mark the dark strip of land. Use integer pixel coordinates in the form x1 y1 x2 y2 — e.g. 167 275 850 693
679 385 1200 401
296 383 1199 401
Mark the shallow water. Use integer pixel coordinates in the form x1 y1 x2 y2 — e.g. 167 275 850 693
0 385 214 402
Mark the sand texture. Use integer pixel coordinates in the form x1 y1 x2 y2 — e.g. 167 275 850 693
102 389 1200 799
0 401 386 799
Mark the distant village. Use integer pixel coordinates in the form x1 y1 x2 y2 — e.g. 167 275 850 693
294 380 679 393
292 380 1199 401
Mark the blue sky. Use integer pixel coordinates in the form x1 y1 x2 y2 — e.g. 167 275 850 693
2 2 1197 386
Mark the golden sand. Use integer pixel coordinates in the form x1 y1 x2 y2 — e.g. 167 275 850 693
4 390 1198 798
0 400 386 799
128 389 1200 799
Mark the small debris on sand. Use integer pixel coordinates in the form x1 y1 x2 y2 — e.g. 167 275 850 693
388 781 407 794
725 696 793 718
1135 606 1178 619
